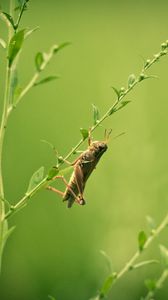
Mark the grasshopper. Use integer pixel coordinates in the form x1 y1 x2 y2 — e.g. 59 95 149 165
47 131 110 208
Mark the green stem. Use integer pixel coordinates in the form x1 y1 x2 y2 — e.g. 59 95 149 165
118 213 168 279
0 0 14 267
15 0 28 32
5 177 47 220
144 269 168 300
4 41 168 220
16 72 39 103
97 212 168 299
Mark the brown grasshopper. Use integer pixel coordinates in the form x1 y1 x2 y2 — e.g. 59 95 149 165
47 131 110 208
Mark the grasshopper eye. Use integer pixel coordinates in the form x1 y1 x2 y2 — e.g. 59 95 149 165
99 143 107 151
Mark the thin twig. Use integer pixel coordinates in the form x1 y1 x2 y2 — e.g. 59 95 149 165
4 41 168 220
144 269 168 300
95 213 168 299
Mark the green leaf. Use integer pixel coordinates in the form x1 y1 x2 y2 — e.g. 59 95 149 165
34 75 59 86
35 52 44 72
146 215 156 232
8 29 25 67
117 100 131 112
92 104 100 125
27 166 45 193
1 12 15 29
128 74 136 88
99 273 117 298
0 38 6 49
145 279 156 291
0 220 15 264
17 0 29 9
59 166 73 176
48 296 56 300
52 42 71 54
109 101 131 116
138 231 147 251
13 86 23 105
100 250 112 273
10 70 23 106
10 69 18 100
47 167 59 181
132 260 158 270
2 225 15 250
159 244 168 267
80 128 89 140
111 86 120 99
24 26 39 39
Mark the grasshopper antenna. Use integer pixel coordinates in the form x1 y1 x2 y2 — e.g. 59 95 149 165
113 132 126 140
104 128 112 143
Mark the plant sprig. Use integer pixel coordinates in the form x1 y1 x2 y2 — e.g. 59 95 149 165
91 213 168 299
0 0 69 266
4 38 168 221
142 244 168 300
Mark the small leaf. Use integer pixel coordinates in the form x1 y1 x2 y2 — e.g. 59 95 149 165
59 166 73 176
111 86 120 99
1 12 15 29
10 69 18 100
47 167 59 181
92 104 100 125
80 128 89 140
16 0 29 9
145 279 156 291
0 38 6 49
27 166 45 193
13 86 23 105
159 244 168 267
99 273 117 298
146 215 156 232
35 52 44 72
24 26 39 39
52 42 71 54
34 75 59 86
8 29 25 67
132 260 159 270
2 225 15 248
100 250 112 273
128 74 136 88
109 101 131 116
48 296 56 300
138 231 147 251
0 220 15 263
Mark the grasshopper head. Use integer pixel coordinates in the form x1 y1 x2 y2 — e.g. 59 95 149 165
91 141 108 158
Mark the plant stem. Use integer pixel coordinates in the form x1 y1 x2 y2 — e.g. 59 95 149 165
0 0 14 267
4 177 47 220
16 72 39 103
144 269 168 300
97 212 168 299
4 41 168 220
118 213 168 279
15 0 28 32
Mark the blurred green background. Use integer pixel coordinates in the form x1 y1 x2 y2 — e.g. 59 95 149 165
0 0 168 299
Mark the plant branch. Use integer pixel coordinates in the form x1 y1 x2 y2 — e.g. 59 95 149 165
144 269 168 300
0 0 15 268
95 212 168 299
4 40 168 220
15 0 29 32
14 44 65 106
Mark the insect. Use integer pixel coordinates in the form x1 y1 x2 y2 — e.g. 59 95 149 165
47 130 110 208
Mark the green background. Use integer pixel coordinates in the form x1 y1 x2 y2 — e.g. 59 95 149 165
0 0 168 299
